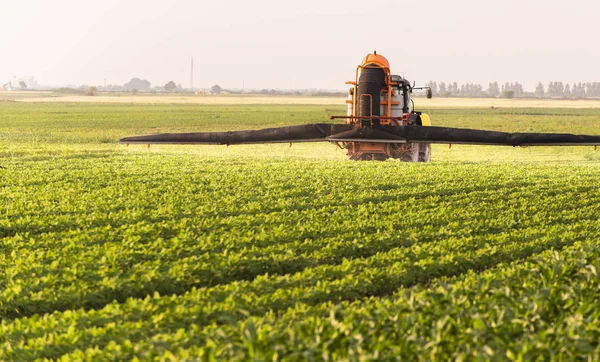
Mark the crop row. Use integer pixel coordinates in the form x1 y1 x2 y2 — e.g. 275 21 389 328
0 203 597 358
2 103 600 359
0 156 599 319
2 240 599 360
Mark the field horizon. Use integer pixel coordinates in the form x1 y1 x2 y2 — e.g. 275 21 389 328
5 91 600 108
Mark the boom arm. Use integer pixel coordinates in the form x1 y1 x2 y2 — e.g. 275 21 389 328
120 124 600 147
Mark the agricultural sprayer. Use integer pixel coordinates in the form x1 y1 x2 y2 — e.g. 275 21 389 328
121 52 600 161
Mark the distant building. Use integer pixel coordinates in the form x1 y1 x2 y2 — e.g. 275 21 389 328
12 76 37 89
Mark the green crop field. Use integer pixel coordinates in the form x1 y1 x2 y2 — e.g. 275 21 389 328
1 101 600 360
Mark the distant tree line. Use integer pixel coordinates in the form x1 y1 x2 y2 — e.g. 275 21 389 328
541 82 600 98
78 78 184 94
55 77 600 98
425 81 600 99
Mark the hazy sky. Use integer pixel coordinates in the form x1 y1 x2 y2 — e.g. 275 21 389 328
2 0 599 90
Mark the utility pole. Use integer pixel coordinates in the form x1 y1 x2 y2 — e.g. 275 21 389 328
190 57 194 91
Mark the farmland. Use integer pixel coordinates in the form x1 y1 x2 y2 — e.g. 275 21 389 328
1 100 600 360
8 91 600 108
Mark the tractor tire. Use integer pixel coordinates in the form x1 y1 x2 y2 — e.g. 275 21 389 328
402 143 419 162
418 143 431 162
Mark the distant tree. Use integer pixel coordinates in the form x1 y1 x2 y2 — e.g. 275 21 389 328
535 82 545 98
564 84 571 97
547 82 555 97
593 83 600 97
487 82 499 97
439 82 446 94
452 82 459 94
164 81 176 92
512 82 524 97
584 82 600 97
211 84 222 94
460 83 484 97
556 82 564 96
501 90 515 99
572 82 585 98
500 82 523 97
547 81 564 97
19 81 27 89
86 86 98 96
124 78 151 91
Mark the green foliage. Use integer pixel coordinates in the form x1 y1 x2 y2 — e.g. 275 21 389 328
85 86 98 96
0 102 600 359
164 81 176 92
1 103 600 145
124 78 151 91
501 90 515 99
52 88 85 95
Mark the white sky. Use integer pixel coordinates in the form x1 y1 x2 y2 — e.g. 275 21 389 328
1 0 599 90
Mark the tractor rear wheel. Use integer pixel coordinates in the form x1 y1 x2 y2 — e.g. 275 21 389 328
418 143 431 162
